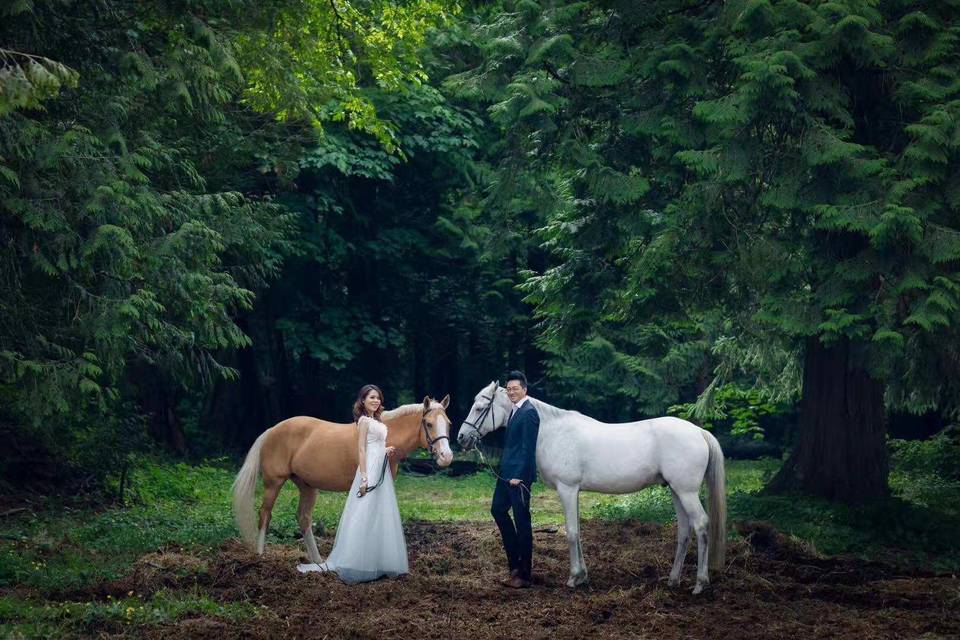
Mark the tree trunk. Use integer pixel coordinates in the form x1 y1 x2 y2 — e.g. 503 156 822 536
147 388 186 454
137 366 187 454
766 336 888 503
203 306 294 450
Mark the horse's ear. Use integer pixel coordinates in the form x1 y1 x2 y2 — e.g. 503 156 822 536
422 395 431 410
440 394 450 409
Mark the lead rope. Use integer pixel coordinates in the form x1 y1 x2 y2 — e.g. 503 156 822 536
358 406 451 498
474 445 531 505
358 453 391 498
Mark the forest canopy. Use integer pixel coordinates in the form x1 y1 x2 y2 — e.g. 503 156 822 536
2 0 959 504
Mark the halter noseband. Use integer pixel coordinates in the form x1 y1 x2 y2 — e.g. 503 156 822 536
459 391 499 445
361 406 449 498
421 406 451 455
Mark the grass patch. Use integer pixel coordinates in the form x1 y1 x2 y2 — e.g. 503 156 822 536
2 451 959 597
0 588 262 639
397 469 621 525
588 458 778 523
0 461 242 593
0 457 624 592
589 457 960 571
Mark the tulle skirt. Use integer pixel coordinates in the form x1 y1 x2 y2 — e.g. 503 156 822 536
298 441 408 584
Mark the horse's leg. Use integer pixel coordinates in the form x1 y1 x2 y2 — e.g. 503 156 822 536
676 490 710 594
257 476 285 555
575 503 587 584
668 488 691 588
293 479 322 565
557 482 588 587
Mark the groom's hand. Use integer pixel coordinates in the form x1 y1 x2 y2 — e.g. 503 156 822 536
509 479 521 487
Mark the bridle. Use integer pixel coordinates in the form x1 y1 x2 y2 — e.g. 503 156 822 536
421 405 452 456
360 404 451 498
458 388 531 502
459 390 500 447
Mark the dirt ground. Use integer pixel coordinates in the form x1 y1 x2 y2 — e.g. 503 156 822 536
66 520 960 639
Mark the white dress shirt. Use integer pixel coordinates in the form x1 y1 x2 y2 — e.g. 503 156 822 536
509 396 529 422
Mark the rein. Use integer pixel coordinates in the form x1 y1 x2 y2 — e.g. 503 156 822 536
358 453 393 497
474 445 531 504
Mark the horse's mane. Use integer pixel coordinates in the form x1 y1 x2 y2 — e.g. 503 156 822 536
527 397 590 422
529 396 666 428
382 403 424 419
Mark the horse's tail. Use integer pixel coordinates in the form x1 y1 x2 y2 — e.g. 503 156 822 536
231 429 269 551
701 429 727 573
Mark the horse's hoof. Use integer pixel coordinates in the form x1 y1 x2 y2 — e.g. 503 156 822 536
692 582 708 595
566 574 588 588
668 577 680 588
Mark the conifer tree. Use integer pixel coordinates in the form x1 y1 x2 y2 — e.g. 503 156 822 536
447 0 960 501
0 0 450 485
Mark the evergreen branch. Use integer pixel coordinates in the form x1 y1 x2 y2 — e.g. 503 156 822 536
542 60 569 86
656 0 721 22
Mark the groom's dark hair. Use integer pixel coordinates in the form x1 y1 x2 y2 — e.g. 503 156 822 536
506 370 527 389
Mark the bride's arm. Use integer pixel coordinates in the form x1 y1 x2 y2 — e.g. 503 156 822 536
357 417 370 494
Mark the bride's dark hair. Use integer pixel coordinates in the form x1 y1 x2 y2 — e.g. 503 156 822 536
352 384 385 422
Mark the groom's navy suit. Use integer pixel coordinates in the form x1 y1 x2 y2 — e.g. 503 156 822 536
491 399 540 581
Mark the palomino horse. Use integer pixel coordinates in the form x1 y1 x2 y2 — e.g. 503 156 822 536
233 395 454 565
458 382 726 594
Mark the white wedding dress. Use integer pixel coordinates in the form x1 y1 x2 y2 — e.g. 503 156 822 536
297 415 408 583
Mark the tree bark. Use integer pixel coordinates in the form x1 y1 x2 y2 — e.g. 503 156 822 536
766 335 888 503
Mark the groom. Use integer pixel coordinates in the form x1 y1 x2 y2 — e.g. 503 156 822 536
491 370 540 588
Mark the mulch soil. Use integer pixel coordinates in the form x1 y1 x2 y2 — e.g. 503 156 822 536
36 520 960 639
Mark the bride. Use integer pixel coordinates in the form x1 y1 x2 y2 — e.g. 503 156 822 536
297 384 408 583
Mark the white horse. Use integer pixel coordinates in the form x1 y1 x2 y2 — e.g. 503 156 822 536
458 381 726 594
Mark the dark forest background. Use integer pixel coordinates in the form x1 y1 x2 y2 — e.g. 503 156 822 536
2 0 959 504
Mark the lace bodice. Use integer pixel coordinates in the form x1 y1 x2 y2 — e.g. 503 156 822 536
358 415 388 444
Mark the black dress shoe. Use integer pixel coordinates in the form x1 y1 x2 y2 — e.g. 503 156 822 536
500 569 521 585
507 576 531 589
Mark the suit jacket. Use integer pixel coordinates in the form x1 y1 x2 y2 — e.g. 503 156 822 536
499 400 540 486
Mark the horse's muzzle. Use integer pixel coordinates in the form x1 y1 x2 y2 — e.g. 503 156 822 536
434 449 454 467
